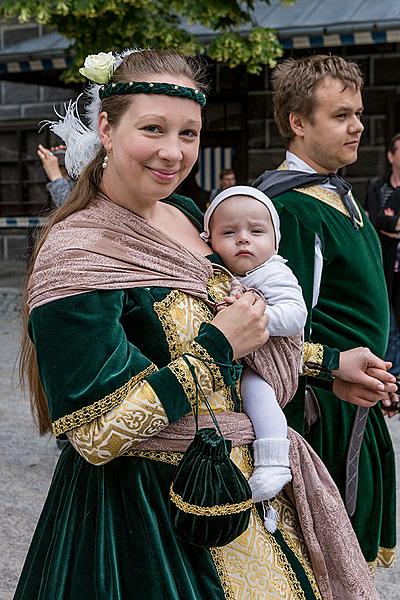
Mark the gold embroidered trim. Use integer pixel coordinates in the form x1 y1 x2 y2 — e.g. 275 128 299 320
252 505 308 600
170 484 253 516
302 342 324 377
207 270 231 303
294 186 364 227
154 289 213 361
278 509 322 600
169 358 198 406
154 289 186 360
368 545 396 572
52 363 157 436
209 548 237 600
188 339 226 391
124 450 183 466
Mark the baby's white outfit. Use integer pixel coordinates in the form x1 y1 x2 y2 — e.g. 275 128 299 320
238 256 306 505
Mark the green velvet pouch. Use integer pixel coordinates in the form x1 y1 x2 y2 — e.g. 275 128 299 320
169 356 252 547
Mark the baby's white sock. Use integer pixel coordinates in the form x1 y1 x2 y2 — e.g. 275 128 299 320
249 438 292 502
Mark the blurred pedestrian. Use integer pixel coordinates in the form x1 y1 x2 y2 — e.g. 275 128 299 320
209 167 237 203
366 134 400 376
37 144 73 207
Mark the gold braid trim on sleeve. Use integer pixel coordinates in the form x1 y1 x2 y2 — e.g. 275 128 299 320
169 359 198 407
302 342 324 377
52 363 157 436
66 374 170 465
186 339 226 391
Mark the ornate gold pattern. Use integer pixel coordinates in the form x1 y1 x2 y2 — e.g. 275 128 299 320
209 548 237 600
169 484 253 516
53 363 157 435
188 339 226 391
206 270 232 303
275 494 322 599
169 358 198 406
154 289 213 361
294 186 364 227
66 376 169 465
302 342 324 377
370 545 396 570
154 287 233 414
124 449 183 466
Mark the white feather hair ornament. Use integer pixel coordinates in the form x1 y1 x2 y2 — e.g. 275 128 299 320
40 48 146 179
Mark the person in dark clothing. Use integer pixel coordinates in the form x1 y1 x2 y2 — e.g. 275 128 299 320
366 133 400 375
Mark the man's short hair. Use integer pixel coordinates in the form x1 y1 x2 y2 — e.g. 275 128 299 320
220 168 235 179
388 133 400 154
272 55 364 142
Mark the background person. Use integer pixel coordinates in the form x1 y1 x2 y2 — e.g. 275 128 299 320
37 143 74 207
209 167 237 203
254 54 397 568
366 133 400 377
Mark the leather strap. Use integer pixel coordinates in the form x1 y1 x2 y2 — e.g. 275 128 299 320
345 406 369 517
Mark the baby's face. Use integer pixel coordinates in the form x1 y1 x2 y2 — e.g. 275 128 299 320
209 196 276 275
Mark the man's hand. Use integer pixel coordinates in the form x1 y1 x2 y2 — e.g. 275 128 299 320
332 347 396 393
333 378 388 407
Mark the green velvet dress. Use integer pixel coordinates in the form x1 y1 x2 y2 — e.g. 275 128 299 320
14 199 322 600
273 186 396 567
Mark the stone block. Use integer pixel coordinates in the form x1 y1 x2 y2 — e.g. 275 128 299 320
362 87 394 115
371 116 387 146
266 119 284 148
2 82 39 105
40 86 78 103
247 92 274 119
217 65 249 93
248 120 266 149
344 147 386 178
21 103 58 119
347 178 369 207
373 55 400 86
0 105 21 119
5 234 28 261
248 149 284 180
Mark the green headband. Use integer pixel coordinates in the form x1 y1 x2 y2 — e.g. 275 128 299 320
99 81 206 107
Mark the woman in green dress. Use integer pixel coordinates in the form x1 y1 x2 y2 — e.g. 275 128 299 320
14 49 377 600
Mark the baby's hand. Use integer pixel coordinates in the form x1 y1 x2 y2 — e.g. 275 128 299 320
215 293 241 312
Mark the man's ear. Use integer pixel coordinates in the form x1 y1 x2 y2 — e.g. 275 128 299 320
289 112 305 138
388 150 394 165
98 111 112 150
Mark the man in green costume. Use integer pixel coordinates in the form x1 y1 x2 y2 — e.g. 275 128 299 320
254 54 397 567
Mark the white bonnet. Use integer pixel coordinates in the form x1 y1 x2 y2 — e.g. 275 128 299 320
200 185 281 250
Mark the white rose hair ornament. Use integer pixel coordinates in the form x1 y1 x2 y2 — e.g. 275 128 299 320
42 49 207 180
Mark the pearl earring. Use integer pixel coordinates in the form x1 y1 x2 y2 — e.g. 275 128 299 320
102 154 109 170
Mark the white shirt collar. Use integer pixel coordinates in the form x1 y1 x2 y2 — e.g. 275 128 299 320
285 150 337 193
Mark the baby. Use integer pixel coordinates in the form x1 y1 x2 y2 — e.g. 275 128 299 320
201 186 307 504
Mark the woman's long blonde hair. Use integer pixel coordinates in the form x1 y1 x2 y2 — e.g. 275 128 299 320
21 50 207 435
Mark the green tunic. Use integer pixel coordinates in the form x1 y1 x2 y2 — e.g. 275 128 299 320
273 187 396 565
14 197 321 600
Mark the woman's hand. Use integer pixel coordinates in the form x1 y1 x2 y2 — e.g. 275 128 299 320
332 347 396 393
211 291 269 359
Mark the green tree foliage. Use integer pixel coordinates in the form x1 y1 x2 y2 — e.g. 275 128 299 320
0 0 294 81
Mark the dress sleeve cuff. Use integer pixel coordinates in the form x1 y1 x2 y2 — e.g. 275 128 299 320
302 342 340 381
